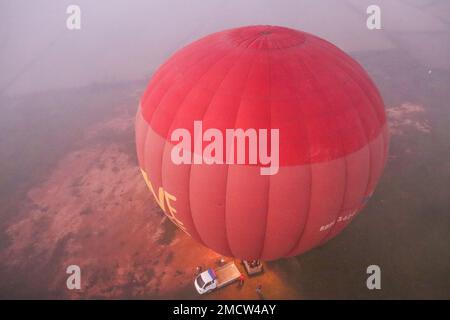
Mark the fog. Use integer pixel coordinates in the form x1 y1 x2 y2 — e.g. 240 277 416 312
2 0 448 96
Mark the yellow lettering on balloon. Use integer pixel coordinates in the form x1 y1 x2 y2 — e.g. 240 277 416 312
164 192 188 234
139 168 190 235
141 169 166 212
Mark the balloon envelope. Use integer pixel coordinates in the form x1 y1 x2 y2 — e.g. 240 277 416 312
135 25 389 261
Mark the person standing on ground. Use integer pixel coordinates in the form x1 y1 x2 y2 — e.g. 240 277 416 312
256 284 264 299
238 274 245 287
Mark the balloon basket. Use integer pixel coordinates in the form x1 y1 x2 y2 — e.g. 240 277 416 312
242 260 264 276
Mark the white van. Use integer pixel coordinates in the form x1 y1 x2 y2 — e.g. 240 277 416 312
194 262 242 294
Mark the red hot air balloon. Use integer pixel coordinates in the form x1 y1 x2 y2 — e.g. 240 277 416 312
135 25 389 261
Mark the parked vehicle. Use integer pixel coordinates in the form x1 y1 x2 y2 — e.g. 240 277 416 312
194 262 242 294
